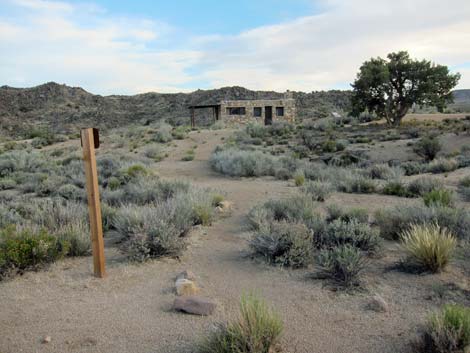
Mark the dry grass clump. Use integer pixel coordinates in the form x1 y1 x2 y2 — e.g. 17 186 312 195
400 223 456 273
199 294 283 353
415 304 470 353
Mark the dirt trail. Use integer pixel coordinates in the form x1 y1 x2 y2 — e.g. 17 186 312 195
0 129 463 353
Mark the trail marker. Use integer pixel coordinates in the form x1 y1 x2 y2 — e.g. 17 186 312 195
80 128 106 278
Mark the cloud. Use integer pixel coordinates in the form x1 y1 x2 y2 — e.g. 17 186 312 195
0 0 196 94
0 0 469 94
196 0 470 91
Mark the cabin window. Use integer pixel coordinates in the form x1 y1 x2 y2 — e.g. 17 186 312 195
276 107 284 116
227 107 246 115
253 107 262 117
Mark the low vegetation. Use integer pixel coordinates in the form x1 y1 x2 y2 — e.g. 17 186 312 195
199 294 283 353
400 223 456 273
416 304 470 353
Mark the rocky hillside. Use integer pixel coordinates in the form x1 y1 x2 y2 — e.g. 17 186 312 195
451 89 470 112
0 82 351 137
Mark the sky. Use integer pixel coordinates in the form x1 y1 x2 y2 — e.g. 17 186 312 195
0 0 469 95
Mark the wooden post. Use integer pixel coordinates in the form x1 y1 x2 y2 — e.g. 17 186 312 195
191 107 195 128
80 128 106 278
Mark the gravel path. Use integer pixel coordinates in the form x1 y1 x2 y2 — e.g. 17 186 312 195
1 129 468 353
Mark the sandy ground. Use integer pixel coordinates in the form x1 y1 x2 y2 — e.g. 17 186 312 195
1 129 469 353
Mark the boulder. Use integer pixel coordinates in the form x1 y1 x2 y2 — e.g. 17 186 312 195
176 270 196 281
175 278 199 296
173 296 216 316
219 200 233 210
367 294 389 313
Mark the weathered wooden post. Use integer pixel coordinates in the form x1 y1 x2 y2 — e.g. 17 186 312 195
80 128 106 278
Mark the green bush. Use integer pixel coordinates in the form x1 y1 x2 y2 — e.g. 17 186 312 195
326 205 369 223
382 180 410 197
423 189 454 208
414 136 442 161
0 226 68 279
250 222 313 268
400 223 456 273
417 304 470 353
199 294 283 353
316 245 366 288
294 170 305 186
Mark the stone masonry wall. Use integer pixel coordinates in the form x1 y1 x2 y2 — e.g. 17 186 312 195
219 99 295 126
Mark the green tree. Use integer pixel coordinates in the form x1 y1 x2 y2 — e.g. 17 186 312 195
351 51 460 126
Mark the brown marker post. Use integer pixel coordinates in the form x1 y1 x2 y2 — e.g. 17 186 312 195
80 128 106 278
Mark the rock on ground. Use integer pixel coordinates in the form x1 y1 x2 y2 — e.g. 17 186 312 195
173 296 217 316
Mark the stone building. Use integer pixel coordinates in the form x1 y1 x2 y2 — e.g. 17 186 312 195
189 96 296 127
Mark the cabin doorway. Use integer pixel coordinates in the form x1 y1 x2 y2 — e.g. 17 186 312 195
264 106 272 125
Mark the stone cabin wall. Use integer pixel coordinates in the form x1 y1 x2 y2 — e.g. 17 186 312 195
219 99 295 125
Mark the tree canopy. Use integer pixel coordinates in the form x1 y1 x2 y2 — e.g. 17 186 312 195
351 51 460 125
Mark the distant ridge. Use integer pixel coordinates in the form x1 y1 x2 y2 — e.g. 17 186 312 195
0 82 351 136
1 82 468 137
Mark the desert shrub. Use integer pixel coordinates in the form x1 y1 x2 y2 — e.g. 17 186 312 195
153 123 173 143
112 188 214 260
245 123 266 138
316 245 366 288
414 136 442 161
55 221 91 257
57 183 85 201
0 203 24 228
401 161 427 176
400 223 456 273
322 140 337 153
293 170 305 186
407 177 443 197
248 195 318 230
172 126 190 140
301 181 333 201
210 149 276 177
0 226 68 279
143 145 164 161
274 167 290 180
199 294 283 353
458 177 470 202
375 205 470 241
250 222 313 268
416 304 470 353
459 176 470 188
26 199 91 256
212 194 225 207
211 121 225 130
182 150 195 161
337 173 376 194
0 178 16 190
316 219 380 252
326 205 369 223
382 180 410 197
423 189 454 208
368 164 404 180
427 158 459 174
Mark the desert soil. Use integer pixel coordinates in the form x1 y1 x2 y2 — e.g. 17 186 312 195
0 129 469 353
